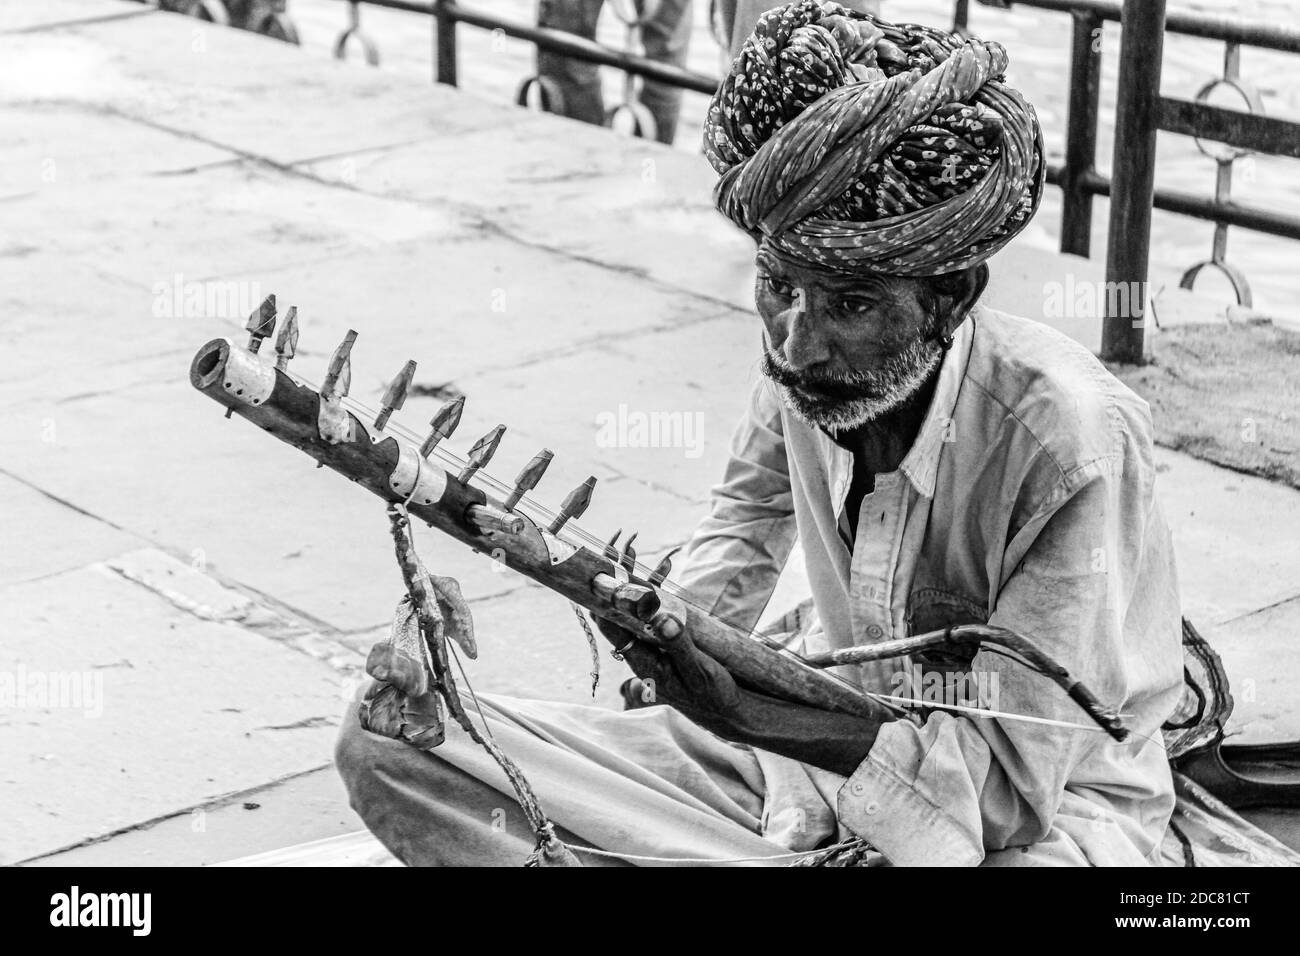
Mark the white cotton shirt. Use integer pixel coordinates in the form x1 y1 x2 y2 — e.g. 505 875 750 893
675 305 1186 866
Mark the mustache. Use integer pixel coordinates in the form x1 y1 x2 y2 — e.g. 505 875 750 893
760 351 891 401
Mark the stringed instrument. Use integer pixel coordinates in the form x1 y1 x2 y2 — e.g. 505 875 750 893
189 296 1127 742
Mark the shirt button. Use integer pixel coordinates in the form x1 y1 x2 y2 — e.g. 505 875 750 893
864 803 880 815
850 782 866 796
866 624 884 638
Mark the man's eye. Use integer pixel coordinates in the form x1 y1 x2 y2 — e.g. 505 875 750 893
838 297 876 315
761 275 793 297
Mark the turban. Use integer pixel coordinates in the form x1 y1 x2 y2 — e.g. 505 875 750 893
704 0 1045 276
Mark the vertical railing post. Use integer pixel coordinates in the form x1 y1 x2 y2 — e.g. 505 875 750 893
434 0 458 86
952 0 970 34
1060 9 1102 258
1102 0 1166 364
1207 43 1240 279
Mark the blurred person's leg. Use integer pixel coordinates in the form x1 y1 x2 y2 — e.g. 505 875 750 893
638 0 694 145
726 0 883 59
537 0 607 126
712 0 738 70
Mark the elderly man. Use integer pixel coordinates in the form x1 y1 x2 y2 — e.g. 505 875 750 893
336 1 1184 866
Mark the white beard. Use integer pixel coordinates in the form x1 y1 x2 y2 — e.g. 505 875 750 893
764 336 945 432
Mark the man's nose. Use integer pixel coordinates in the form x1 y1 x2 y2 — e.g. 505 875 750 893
780 288 829 371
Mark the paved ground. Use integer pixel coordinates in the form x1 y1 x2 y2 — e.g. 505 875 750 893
2 1 1299 865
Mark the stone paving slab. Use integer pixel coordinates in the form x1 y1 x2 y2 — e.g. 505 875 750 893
1204 595 1300 744
0 552 347 864
296 119 761 313
22 765 356 867
456 312 763 507
0 383 523 633
0 472 144 588
0 8 509 167
1155 448 1300 628
2 161 470 296
103 547 364 673
226 229 736 382
0 102 235 200
0 255 221 409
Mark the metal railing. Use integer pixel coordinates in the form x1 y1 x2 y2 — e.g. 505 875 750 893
954 0 1300 360
342 0 716 93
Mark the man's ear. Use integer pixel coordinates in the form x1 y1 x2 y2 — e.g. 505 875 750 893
940 263 989 338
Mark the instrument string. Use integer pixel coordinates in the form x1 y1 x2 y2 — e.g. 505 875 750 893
294 371 803 644
282 370 1126 736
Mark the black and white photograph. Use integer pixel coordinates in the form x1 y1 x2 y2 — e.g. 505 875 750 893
2 0 1298 922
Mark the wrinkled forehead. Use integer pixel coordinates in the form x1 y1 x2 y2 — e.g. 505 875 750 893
755 238 900 295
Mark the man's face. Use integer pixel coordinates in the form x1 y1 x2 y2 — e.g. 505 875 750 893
755 242 944 431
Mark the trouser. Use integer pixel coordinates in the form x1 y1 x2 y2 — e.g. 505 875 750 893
335 687 837 865
335 686 1119 866
536 0 694 145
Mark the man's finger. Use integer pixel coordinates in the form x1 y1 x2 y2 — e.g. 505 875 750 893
621 642 672 690
654 616 740 712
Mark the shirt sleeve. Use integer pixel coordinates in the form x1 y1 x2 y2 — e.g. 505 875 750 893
674 377 798 634
835 453 1181 866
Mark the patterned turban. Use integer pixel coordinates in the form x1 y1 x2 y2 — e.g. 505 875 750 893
704 0 1045 276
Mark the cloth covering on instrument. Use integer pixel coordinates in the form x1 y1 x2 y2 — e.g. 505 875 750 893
704 0 1045 276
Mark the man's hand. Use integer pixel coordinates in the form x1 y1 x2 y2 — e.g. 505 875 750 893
602 609 740 712
597 607 885 777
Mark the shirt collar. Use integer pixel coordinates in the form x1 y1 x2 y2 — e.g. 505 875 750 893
897 307 978 498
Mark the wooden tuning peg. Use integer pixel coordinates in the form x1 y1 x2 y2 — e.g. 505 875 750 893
375 360 417 431
649 547 680 586
467 504 525 536
321 330 357 404
274 306 298 371
228 295 279 418
419 396 465 458
457 424 505 484
619 532 639 573
547 476 596 535
245 294 276 353
503 449 553 511
604 528 622 561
